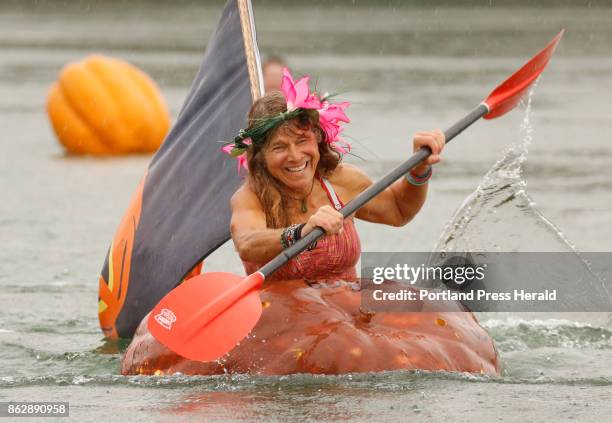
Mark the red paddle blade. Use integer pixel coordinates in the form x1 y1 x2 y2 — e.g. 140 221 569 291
148 272 264 362
484 29 564 119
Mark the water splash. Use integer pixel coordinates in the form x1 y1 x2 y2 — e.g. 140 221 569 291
484 318 612 351
434 85 577 253
429 85 611 317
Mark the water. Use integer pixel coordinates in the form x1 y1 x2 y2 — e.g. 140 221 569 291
432 86 575 253
1 1 612 421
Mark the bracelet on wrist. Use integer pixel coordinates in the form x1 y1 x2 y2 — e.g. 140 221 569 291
405 165 432 186
293 223 305 243
281 223 307 249
281 224 298 249
281 223 318 251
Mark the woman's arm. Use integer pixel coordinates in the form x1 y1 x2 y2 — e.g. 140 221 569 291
230 186 344 263
340 130 445 227
230 186 285 263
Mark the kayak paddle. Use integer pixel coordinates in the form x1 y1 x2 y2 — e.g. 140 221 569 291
148 30 564 362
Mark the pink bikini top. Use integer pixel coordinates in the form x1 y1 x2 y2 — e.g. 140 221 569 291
243 175 361 281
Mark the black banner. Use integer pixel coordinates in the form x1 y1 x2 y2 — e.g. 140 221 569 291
98 0 260 338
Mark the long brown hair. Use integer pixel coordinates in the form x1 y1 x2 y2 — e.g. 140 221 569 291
246 91 340 228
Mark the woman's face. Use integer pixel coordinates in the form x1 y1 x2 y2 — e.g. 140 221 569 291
263 123 320 193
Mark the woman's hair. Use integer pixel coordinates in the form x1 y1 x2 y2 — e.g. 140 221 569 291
246 91 340 228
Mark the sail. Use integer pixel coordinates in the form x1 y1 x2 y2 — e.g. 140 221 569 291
98 0 263 339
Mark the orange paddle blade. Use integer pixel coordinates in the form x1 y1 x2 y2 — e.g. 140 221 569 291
147 272 264 362
484 29 564 119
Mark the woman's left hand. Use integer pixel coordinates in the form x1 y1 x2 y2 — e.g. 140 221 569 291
411 129 446 176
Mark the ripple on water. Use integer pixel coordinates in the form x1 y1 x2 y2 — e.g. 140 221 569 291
486 318 612 351
1 368 611 391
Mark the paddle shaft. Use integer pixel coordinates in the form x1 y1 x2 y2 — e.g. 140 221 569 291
258 102 489 278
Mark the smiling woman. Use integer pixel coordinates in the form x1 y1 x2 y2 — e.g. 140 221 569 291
227 68 445 279
122 68 499 377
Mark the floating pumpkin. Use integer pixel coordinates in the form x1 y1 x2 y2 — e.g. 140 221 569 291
47 55 170 155
121 280 500 376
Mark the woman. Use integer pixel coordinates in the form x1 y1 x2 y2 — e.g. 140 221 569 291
121 69 499 376
227 69 445 280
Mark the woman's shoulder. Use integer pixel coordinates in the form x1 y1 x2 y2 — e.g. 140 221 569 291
326 162 372 195
230 182 263 211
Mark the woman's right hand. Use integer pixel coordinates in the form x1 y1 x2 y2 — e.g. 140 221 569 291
302 205 344 237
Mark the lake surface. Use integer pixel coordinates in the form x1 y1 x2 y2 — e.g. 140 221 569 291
1 1 611 421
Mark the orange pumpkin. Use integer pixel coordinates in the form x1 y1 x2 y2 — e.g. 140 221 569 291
121 280 500 376
47 55 170 155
